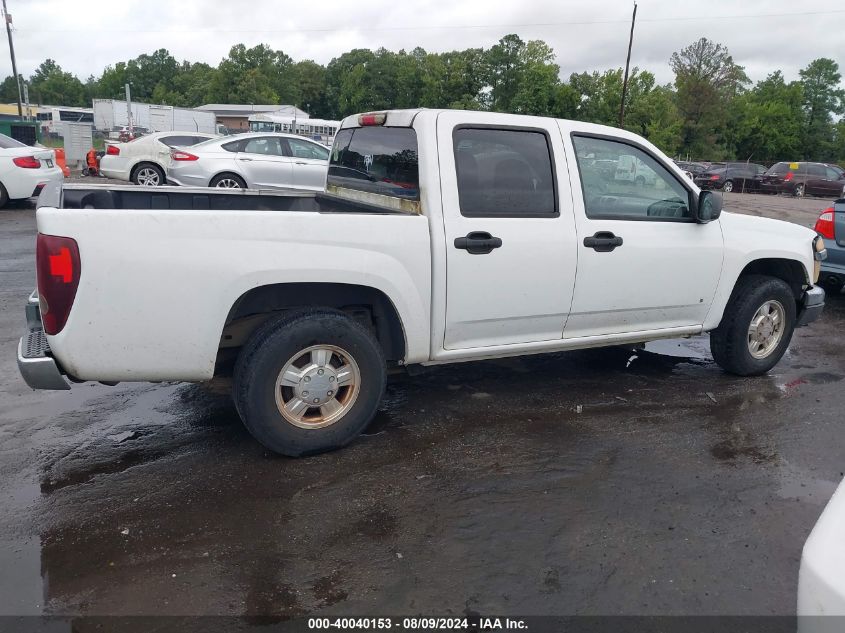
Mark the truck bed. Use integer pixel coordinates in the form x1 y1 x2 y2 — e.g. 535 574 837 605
39 183 408 215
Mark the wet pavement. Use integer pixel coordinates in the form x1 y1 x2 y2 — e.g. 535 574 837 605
1 193 844 618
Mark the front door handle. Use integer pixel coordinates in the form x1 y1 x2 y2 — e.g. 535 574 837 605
238 157 253 162
295 161 307 165
583 231 623 252
454 231 503 255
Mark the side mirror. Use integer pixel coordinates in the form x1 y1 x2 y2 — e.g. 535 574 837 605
696 190 722 223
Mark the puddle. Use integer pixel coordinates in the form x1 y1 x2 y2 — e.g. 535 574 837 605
0 539 42 615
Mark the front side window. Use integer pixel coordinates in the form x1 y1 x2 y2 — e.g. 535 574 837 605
453 127 557 217
286 138 329 161
826 167 842 180
572 135 692 221
328 127 419 199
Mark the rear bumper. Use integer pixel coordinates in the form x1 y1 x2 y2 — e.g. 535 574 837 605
17 291 70 390
797 286 825 327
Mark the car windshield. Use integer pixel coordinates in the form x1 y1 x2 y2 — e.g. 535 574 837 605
0 133 27 149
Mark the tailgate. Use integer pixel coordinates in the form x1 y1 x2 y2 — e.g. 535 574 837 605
836 200 845 248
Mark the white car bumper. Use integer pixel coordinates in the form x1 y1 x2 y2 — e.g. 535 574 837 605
798 477 845 629
99 155 132 181
4 165 64 200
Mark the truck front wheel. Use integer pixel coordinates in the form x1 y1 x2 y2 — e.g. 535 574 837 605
710 275 797 376
233 309 386 456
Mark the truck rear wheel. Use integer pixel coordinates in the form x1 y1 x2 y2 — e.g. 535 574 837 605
233 309 386 456
710 275 796 376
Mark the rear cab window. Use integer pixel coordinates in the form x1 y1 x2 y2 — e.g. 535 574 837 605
327 126 419 212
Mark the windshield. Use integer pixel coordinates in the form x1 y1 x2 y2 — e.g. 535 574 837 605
328 127 419 200
0 133 27 149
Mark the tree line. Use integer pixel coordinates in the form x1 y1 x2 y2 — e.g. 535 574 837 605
2 35 844 163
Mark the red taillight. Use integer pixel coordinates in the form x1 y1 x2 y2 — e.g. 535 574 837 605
784 172 793 181
710 174 720 180
106 145 120 156
36 234 81 335
358 113 386 126
171 150 198 161
13 156 41 169
815 208 836 240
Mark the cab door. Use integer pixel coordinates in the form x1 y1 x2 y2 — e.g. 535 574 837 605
562 131 724 338
436 112 578 350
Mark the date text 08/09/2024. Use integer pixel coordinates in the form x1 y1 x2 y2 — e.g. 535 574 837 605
307 617 528 630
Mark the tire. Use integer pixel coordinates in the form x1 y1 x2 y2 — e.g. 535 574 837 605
710 275 797 376
210 173 246 189
233 309 387 456
132 163 165 186
0 182 8 208
794 183 805 198
722 180 734 193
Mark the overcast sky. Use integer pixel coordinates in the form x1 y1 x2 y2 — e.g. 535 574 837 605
3 0 845 88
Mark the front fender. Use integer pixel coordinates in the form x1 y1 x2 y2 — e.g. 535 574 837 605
703 211 817 331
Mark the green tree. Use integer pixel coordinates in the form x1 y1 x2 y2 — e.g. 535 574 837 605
799 58 845 161
0 74 23 102
485 34 526 112
670 38 749 159
28 59 87 106
511 40 561 116
730 72 803 162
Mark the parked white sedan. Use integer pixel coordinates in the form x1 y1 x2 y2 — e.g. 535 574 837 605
798 477 845 628
100 132 218 186
0 133 63 207
166 132 329 191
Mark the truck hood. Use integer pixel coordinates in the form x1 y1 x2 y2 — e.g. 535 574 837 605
720 209 817 243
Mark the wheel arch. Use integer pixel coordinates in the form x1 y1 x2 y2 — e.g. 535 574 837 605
706 256 810 330
217 282 408 371
130 160 165 181
209 171 247 187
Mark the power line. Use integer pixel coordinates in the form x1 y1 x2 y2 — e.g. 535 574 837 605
14 8 845 34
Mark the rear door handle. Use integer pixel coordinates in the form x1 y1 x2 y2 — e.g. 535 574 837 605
583 231 623 252
238 157 253 162
295 161 307 165
454 231 503 255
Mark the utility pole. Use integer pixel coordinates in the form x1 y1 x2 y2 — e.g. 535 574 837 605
125 83 133 131
618 1 637 129
2 0 23 117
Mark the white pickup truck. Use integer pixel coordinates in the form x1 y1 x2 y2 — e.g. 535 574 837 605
19 109 827 456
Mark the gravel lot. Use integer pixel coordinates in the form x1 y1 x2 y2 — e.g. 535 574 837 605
0 190 843 621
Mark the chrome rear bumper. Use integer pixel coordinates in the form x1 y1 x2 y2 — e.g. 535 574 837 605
17 290 70 390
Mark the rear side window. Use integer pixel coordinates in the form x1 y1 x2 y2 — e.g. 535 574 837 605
222 139 244 152
453 128 557 217
807 164 826 177
0 133 26 149
328 127 419 200
160 135 196 147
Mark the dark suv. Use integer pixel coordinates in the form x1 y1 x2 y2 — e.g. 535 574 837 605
760 162 845 198
694 162 767 192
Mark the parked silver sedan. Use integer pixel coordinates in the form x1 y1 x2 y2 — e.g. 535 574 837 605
166 132 329 191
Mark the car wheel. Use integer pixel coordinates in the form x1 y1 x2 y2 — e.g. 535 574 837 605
233 309 387 456
794 183 805 198
710 274 796 376
132 163 165 186
0 182 8 208
210 174 246 189
722 180 733 193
